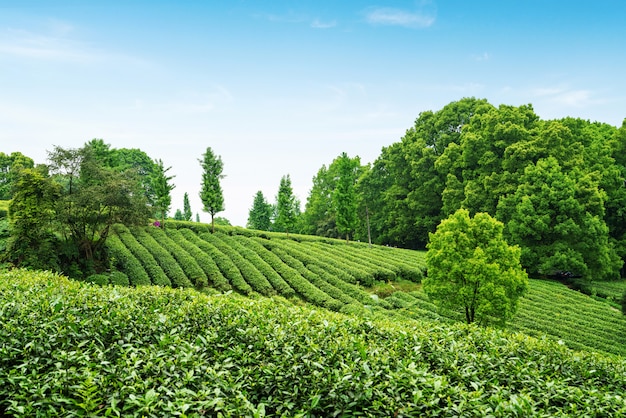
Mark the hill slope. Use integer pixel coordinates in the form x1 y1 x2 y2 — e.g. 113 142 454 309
2 269 626 417
102 222 626 357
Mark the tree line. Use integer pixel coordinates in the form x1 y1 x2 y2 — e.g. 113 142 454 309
279 98 625 280
0 140 225 278
2 97 625 283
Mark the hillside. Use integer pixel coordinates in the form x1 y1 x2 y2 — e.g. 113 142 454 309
2 269 626 416
101 221 626 357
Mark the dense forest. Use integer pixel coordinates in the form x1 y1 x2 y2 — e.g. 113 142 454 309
298 98 626 281
1 98 625 283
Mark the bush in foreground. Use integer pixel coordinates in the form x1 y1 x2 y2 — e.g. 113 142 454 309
1 269 625 417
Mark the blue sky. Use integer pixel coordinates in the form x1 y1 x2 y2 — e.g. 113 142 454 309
2 0 625 226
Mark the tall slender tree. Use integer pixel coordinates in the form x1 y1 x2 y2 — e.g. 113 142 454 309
183 192 192 221
151 159 175 227
199 147 225 233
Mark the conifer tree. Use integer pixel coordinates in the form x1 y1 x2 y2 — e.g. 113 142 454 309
274 175 298 234
247 190 272 231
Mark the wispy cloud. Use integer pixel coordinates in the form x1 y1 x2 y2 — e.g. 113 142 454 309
472 52 490 61
364 7 435 28
258 12 337 29
531 86 597 107
310 19 337 29
260 12 308 24
0 25 145 66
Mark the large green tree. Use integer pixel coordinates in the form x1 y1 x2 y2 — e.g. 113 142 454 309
302 153 364 239
302 164 338 237
0 152 35 200
5 166 60 270
247 190 272 231
360 97 493 248
333 152 360 242
48 144 150 274
199 147 224 233
497 157 622 280
423 209 528 325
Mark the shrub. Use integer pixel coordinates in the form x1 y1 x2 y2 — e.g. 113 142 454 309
106 234 151 286
231 235 296 298
148 227 207 288
177 229 232 291
85 273 109 286
203 233 275 296
3 269 626 417
196 233 252 295
113 224 171 287
132 228 193 288
109 271 130 286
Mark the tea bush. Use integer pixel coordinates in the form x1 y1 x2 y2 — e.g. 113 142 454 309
2 269 626 417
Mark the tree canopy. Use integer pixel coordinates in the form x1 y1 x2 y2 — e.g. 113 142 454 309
423 209 528 325
300 98 626 279
5 141 156 276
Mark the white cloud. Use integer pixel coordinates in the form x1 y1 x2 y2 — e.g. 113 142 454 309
0 26 146 66
472 52 490 61
310 19 337 29
364 7 435 28
530 86 598 107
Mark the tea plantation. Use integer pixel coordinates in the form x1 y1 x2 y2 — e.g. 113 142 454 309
2 269 626 416
3 221 626 416
102 222 626 357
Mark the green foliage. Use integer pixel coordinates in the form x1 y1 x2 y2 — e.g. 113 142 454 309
302 153 364 239
0 151 35 200
85 273 109 286
151 159 175 225
2 269 626 416
509 279 626 356
113 224 171 287
47 144 151 274
197 232 252 294
105 234 151 286
198 146 225 232
176 228 231 291
333 152 360 241
247 190 272 231
5 167 61 271
273 174 299 234
231 235 296 298
132 227 193 288
498 157 622 279
183 192 192 221
424 209 528 325
173 208 184 220
109 270 130 286
147 226 206 287
0 200 9 219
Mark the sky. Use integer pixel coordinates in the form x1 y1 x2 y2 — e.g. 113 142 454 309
1 0 625 226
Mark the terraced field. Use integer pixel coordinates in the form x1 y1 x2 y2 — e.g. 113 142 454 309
104 221 626 357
